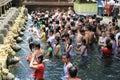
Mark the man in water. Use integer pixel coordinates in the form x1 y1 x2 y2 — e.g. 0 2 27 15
67 66 81 80
61 53 73 80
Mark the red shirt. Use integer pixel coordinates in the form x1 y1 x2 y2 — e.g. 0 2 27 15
74 78 81 80
33 63 44 79
102 48 112 55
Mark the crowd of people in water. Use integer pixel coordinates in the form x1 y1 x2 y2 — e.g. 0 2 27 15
25 6 120 80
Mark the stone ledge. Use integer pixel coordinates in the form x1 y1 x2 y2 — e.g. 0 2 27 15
0 0 12 6
23 1 73 6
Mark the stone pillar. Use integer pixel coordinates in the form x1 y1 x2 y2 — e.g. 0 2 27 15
4 24 10 30
8 20 13 26
0 7 2 16
0 28 8 37
2 6 5 14
0 34 4 44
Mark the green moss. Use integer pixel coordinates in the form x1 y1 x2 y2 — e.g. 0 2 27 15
74 3 97 13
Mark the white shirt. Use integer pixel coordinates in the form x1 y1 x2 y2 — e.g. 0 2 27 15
99 36 107 43
107 0 115 5
115 32 120 40
114 2 120 8
102 1 106 7
47 35 55 47
64 62 72 76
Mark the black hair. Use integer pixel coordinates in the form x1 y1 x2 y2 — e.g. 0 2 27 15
82 38 86 45
68 66 78 78
80 29 85 33
106 42 112 50
56 20 59 24
42 27 46 32
62 53 70 59
29 42 34 51
65 33 69 37
67 17 70 21
68 38 72 45
47 41 52 48
28 37 34 51
50 29 54 34
34 41 41 49
55 36 60 44
71 21 75 26
118 35 120 40
109 33 115 40
112 22 116 26
106 39 111 45
38 55 43 63
55 26 60 32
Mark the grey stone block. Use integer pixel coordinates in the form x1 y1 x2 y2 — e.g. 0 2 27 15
0 17 5 20
0 34 4 44
0 28 8 36
8 20 13 26
4 24 10 30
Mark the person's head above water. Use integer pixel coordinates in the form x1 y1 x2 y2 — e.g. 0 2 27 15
33 41 41 49
37 55 43 64
62 53 70 63
68 66 78 78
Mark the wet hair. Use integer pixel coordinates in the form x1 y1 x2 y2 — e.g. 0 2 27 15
68 38 72 45
55 36 60 44
82 38 86 45
68 66 78 78
28 37 34 51
56 20 59 24
34 20 37 24
65 33 69 37
67 17 70 21
109 33 115 40
80 29 85 33
106 39 110 45
62 53 70 59
112 22 115 26
106 42 112 50
56 26 60 32
38 55 43 63
50 29 54 34
71 21 75 26
29 42 34 51
42 27 46 32
34 41 41 49
117 34 120 39
47 41 52 48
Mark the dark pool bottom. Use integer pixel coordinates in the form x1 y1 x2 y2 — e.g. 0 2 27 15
9 16 120 80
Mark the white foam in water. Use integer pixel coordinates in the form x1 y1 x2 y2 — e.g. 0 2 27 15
19 61 33 80
15 77 20 80
19 61 30 75
28 14 32 20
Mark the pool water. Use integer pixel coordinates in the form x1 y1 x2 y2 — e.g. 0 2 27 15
9 15 120 80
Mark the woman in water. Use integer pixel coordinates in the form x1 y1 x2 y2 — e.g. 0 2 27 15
102 39 113 58
54 37 61 58
36 27 46 42
65 38 73 62
30 54 45 80
46 41 53 58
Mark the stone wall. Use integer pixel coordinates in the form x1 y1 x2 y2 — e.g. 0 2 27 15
0 5 28 80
